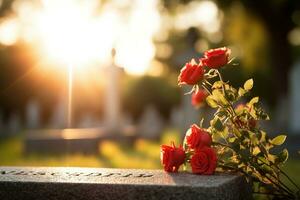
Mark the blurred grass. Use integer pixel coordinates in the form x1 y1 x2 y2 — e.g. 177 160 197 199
0 135 103 167
253 160 300 200
0 128 181 169
0 130 298 168
0 129 299 196
281 159 300 192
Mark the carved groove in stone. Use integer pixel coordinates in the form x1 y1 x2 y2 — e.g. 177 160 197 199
0 170 154 178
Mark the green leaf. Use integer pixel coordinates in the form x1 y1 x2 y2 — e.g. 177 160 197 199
277 149 289 163
212 89 228 106
268 154 276 164
260 164 273 173
232 127 241 137
249 108 257 119
258 157 270 165
244 79 253 91
206 96 218 108
239 149 251 161
212 81 223 89
238 163 246 169
259 131 267 142
228 137 236 143
222 127 229 138
249 97 259 105
211 130 222 141
214 118 224 131
253 146 261 156
270 135 287 146
238 87 246 97
215 110 228 118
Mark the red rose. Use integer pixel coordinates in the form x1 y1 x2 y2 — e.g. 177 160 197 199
190 146 217 175
185 124 212 149
160 143 185 172
192 89 208 107
201 47 231 69
178 61 205 85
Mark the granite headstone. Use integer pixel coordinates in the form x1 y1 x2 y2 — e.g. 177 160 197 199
0 166 251 200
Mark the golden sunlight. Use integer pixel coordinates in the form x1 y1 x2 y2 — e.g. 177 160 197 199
7 0 161 75
175 1 220 33
33 0 121 69
0 18 20 46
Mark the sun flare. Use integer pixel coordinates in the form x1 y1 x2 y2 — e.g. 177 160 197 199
34 0 118 68
5 0 160 75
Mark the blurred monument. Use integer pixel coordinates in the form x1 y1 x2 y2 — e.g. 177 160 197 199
0 111 4 136
174 28 201 136
25 99 40 129
24 48 136 154
181 88 200 131
78 114 99 128
289 60 300 134
170 106 184 130
8 112 21 135
104 48 124 134
138 105 164 140
50 96 67 128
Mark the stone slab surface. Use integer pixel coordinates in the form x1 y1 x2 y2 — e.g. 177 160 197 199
0 166 252 200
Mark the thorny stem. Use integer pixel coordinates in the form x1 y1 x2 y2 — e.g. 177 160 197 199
256 157 298 194
202 68 299 199
204 79 213 87
252 191 292 199
264 174 294 198
201 82 212 95
221 160 294 199
215 70 237 117
212 141 232 150
244 156 295 198
242 158 294 198
217 163 238 172
215 141 295 198
216 70 226 95
202 81 235 119
212 72 293 195
277 166 300 191
264 172 295 196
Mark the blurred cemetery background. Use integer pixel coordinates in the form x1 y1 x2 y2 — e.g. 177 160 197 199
0 0 299 185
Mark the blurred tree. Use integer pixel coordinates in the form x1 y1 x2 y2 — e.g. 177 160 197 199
0 0 13 17
158 27 202 72
216 0 300 99
0 44 62 124
122 75 180 120
160 0 300 106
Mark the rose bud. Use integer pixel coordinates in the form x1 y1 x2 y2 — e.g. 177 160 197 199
201 47 231 69
160 142 185 172
178 60 205 85
248 119 257 129
234 104 257 129
190 146 217 175
234 117 246 128
191 89 208 107
185 124 212 149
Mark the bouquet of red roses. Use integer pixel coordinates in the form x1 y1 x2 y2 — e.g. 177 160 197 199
161 47 300 199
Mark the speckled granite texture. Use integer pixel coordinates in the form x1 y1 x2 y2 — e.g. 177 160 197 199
0 166 252 200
